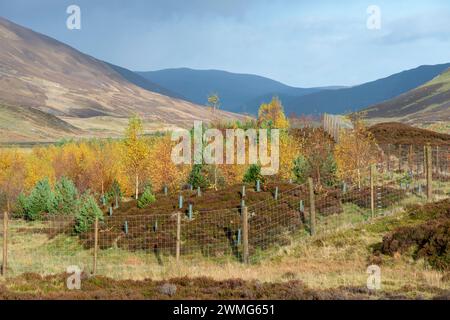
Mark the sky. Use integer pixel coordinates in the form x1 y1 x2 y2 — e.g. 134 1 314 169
1 0 450 87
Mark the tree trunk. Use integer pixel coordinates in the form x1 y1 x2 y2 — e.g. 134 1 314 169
214 165 218 191
357 169 361 190
101 180 104 197
135 173 139 200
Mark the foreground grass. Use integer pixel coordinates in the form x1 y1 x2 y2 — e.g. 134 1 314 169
1 196 449 299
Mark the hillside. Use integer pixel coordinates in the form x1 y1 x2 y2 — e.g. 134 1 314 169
282 63 450 116
0 103 81 143
363 68 450 126
369 122 450 146
0 17 244 142
137 68 325 114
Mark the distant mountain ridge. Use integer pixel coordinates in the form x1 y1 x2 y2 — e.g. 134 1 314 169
281 63 450 116
105 62 185 100
138 64 450 116
137 68 326 113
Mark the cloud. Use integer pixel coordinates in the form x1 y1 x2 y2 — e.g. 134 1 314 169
378 12 450 45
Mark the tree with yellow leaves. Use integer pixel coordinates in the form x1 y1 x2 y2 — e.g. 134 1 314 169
207 93 220 114
334 119 379 186
24 146 56 192
257 97 290 129
123 115 149 199
278 133 301 180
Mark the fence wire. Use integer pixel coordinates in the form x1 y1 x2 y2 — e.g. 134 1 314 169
0 144 449 278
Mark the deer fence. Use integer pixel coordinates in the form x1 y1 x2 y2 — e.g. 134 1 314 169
0 145 449 278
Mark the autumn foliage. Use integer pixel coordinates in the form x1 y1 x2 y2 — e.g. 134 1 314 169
0 100 385 218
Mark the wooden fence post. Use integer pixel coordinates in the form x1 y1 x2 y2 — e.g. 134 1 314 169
2 210 8 276
370 164 375 219
426 145 433 201
436 146 440 174
92 217 99 275
408 145 413 173
242 206 249 264
423 145 427 176
308 178 316 236
387 144 391 172
176 212 181 262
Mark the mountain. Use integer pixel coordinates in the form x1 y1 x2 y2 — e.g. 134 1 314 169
0 17 244 142
138 65 450 116
281 63 450 116
362 68 450 126
104 62 185 100
137 68 326 114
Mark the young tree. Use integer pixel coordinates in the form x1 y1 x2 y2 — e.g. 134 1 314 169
257 97 290 129
299 128 336 187
147 135 190 192
207 93 220 114
188 164 209 189
334 119 379 186
137 185 156 209
124 115 149 199
91 141 116 197
51 177 79 216
25 179 54 221
74 194 103 233
243 164 264 184
278 133 301 180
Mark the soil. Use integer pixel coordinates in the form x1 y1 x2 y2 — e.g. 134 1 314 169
1 273 448 300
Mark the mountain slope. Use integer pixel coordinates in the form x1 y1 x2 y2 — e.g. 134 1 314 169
0 103 80 143
0 17 244 142
280 63 450 116
137 68 324 114
362 68 450 126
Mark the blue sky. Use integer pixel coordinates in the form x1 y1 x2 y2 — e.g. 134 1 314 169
1 0 450 87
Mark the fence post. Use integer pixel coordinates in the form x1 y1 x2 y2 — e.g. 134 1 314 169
408 145 413 172
426 145 433 201
387 144 391 172
92 217 99 275
242 206 249 264
370 164 375 219
2 210 8 276
308 178 316 236
436 146 440 174
176 212 181 262
423 145 427 176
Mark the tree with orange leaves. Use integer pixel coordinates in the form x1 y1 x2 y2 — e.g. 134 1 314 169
334 119 379 186
0 149 26 214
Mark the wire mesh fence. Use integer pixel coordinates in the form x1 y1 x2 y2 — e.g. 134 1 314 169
0 144 449 278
